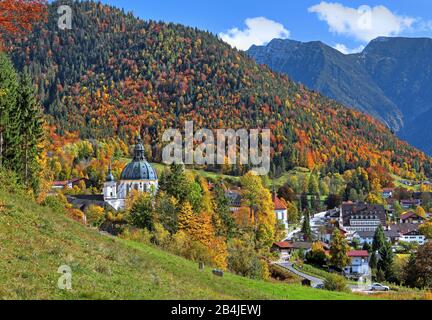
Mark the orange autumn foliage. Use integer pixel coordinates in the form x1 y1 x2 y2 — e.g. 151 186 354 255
0 0 47 48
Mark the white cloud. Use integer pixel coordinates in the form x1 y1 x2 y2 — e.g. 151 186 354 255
219 17 290 50
333 43 365 54
308 2 415 42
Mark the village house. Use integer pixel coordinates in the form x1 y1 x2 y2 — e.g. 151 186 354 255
225 189 242 212
382 188 395 199
344 250 370 275
271 241 292 261
400 199 421 209
395 223 426 245
318 224 347 244
52 178 90 191
271 241 330 259
340 202 386 232
352 229 400 245
399 211 426 224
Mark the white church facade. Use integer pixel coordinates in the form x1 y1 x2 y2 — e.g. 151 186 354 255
103 135 158 211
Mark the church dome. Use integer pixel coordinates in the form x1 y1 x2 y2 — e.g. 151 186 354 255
120 135 158 181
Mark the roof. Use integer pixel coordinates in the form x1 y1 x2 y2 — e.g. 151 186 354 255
412 192 432 199
273 195 287 210
225 190 242 207
52 178 86 186
121 160 157 180
382 188 395 192
120 135 157 181
291 241 314 250
348 250 369 258
356 229 399 239
66 195 105 211
273 241 294 249
341 202 386 226
394 223 420 235
400 199 421 204
400 211 424 220
120 136 157 180
53 180 69 186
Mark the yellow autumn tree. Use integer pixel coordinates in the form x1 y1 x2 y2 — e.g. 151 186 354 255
86 205 105 227
178 201 227 269
240 171 276 248
178 201 194 231
416 206 427 219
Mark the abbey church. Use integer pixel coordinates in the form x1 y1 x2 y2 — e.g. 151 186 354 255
103 135 158 210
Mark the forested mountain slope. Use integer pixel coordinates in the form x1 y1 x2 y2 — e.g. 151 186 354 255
7 1 432 177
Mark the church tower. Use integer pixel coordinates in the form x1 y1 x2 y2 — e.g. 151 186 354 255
103 164 117 200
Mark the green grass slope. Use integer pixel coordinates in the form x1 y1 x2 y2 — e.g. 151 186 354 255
0 190 366 300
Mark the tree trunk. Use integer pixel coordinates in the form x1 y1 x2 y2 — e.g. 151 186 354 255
0 130 3 169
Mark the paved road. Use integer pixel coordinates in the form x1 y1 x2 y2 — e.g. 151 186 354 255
276 262 324 286
276 262 369 292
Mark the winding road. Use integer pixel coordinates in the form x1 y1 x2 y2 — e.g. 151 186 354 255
277 262 324 286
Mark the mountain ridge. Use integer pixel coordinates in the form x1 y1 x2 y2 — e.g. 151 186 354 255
247 36 432 154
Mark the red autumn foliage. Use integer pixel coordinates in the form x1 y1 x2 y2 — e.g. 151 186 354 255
0 0 47 48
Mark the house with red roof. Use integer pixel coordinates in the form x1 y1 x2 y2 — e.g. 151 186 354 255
271 241 329 261
271 241 293 260
344 250 370 275
52 178 89 190
273 194 289 231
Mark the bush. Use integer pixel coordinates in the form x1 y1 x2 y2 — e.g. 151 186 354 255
165 230 214 267
42 194 69 214
120 228 152 244
324 274 349 292
0 169 25 195
127 193 155 230
305 242 327 267
69 208 85 223
227 237 268 280
151 222 170 248
85 205 105 227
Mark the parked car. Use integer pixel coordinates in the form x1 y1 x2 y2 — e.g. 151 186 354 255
370 283 390 291
314 283 325 290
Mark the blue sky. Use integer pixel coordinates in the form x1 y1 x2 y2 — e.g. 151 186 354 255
97 0 432 53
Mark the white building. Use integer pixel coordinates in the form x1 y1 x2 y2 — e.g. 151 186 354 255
273 195 289 231
103 135 158 211
344 250 370 275
397 224 426 245
340 202 386 232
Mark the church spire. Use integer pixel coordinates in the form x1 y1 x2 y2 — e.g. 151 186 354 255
133 133 146 161
106 162 114 182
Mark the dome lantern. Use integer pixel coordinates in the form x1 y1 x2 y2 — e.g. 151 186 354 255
133 134 146 161
120 133 158 181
